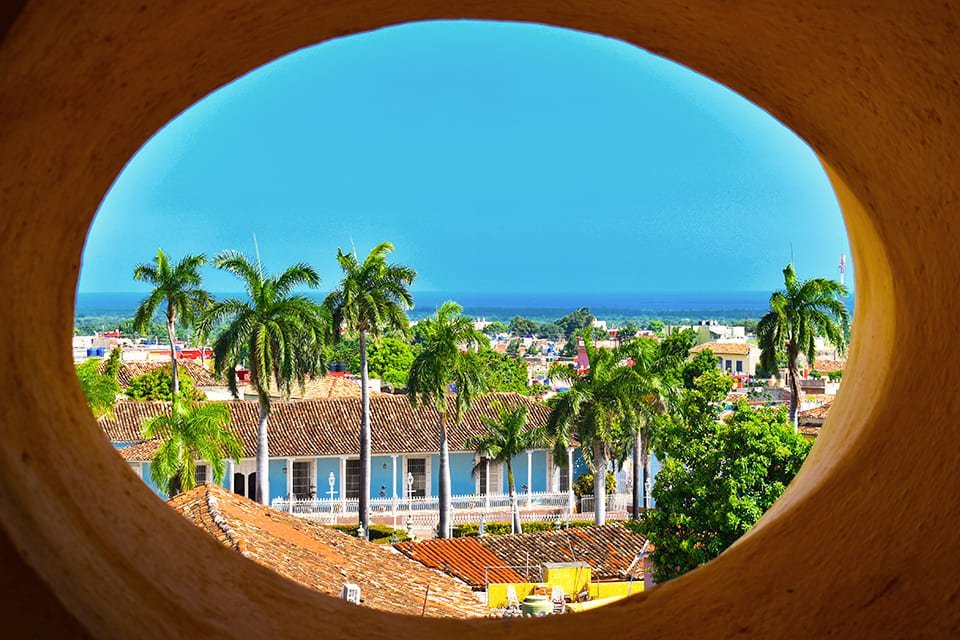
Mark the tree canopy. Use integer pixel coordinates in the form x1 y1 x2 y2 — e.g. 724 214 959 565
638 371 811 582
126 366 205 402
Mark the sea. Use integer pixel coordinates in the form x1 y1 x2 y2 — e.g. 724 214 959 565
75 290 802 325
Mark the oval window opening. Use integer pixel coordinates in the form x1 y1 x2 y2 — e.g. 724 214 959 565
74 19 853 616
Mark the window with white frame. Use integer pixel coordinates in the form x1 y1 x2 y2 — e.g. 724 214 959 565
406 457 427 498
292 460 314 500
345 459 361 499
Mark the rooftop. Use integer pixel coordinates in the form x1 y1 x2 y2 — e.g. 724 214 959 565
798 400 832 437
690 341 752 356
103 392 551 458
253 375 365 400
169 484 486 617
394 523 648 589
103 359 220 388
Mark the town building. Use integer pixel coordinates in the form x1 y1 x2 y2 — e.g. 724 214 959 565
690 341 761 376
170 483 486 617
102 393 589 508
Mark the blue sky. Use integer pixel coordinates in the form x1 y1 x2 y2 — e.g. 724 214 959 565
79 20 850 295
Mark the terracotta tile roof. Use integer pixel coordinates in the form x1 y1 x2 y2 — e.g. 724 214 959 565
255 375 365 400
168 484 485 617
101 392 551 458
813 359 845 372
394 523 647 589
116 439 161 461
798 400 832 437
800 400 832 421
390 537 524 588
690 341 752 356
103 359 220 388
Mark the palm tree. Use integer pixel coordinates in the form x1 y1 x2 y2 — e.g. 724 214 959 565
202 250 329 505
757 264 849 429
324 242 416 537
142 395 242 498
620 337 680 515
76 347 122 418
407 301 489 538
133 249 212 397
547 333 641 525
465 404 546 534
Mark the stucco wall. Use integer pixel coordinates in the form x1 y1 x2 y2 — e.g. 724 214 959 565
1 1 958 638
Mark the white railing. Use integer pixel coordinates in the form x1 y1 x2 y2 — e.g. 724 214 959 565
272 491 575 517
578 493 634 514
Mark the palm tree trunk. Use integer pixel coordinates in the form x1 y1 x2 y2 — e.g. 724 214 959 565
642 440 652 510
631 429 641 519
166 303 179 397
788 361 801 432
358 330 371 538
438 412 452 538
507 461 522 534
256 401 269 505
594 440 607 526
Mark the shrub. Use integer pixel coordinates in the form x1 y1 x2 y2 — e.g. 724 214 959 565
808 369 822 380
329 523 410 544
572 472 617 500
452 519 608 537
827 370 843 381
126 365 205 402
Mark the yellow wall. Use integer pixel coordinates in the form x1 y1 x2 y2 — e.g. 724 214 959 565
487 580 637 609
487 583 537 609
588 581 640 599
542 565 591 596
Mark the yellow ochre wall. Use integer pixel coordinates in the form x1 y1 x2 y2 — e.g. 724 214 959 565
1 1 959 638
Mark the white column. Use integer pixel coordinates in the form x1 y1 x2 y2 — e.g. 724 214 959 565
484 457 490 510
391 455 398 499
526 450 533 507
339 456 347 511
286 457 294 500
227 461 235 493
567 447 575 517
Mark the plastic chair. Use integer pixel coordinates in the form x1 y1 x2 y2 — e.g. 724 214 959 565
551 585 566 613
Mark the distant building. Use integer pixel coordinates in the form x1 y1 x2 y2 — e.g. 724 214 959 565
694 320 746 345
690 341 761 376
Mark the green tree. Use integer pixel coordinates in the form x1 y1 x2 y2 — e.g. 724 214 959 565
640 387 810 582
478 349 531 394
659 327 696 360
75 348 122 418
366 335 418 388
482 321 508 336
126 366 205 402
509 316 537 336
757 264 849 427
621 337 681 515
505 339 521 356
324 242 416 536
555 307 595 338
617 321 640 342
534 322 564 340
465 405 546 534
682 348 719 389
142 395 243 498
132 249 213 398
324 242 417 531
646 319 665 335
546 334 639 525
407 301 489 538
202 251 329 505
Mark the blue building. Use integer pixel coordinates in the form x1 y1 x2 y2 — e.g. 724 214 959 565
103 393 594 504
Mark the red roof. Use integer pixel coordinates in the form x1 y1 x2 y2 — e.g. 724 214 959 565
394 523 647 589
103 392 551 458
